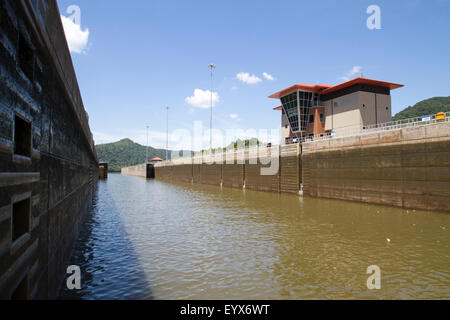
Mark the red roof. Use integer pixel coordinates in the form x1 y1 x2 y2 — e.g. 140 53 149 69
151 157 164 161
269 77 403 100
269 84 332 99
273 105 283 111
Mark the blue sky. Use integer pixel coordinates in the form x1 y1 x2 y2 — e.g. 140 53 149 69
57 0 450 149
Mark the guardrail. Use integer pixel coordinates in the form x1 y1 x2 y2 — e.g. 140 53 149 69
302 111 450 143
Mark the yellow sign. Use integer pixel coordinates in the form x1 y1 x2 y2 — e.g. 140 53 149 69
436 112 446 120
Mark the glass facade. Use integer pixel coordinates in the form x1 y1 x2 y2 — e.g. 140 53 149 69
281 91 318 133
280 92 299 132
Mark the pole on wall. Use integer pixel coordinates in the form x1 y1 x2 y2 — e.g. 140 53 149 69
146 125 149 164
166 106 169 161
209 64 216 152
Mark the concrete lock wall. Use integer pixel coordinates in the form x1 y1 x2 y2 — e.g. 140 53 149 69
0 0 98 299
302 121 450 213
126 123 450 213
121 163 154 179
139 145 302 194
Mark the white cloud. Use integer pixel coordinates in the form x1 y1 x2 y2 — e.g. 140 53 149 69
236 72 262 85
60 15 89 54
263 72 276 81
229 114 239 119
339 66 362 81
185 89 220 109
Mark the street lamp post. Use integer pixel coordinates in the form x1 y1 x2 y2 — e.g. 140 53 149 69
166 106 169 161
146 125 149 164
208 64 216 152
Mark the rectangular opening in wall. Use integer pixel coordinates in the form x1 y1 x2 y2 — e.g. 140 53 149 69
18 33 34 81
12 197 31 243
14 114 32 157
11 275 28 300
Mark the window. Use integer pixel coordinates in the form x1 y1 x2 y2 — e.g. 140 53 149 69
363 104 366 108
12 197 31 243
386 106 389 110
285 138 290 144
18 33 34 81
320 113 324 123
284 124 288 129
309 114 314 124
14 115 32 157
308 134 314 139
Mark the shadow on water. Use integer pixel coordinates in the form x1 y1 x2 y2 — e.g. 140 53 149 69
58 177 153 300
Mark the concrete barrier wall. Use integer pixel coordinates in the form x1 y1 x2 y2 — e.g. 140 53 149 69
280 145 301 194
155 165 173 181
172 164 193 183
0 0 98 299
302 122 450 212
199 164 222 186
222 164 244 188
146 146 302 194
245 163 280 192
121 164 149 178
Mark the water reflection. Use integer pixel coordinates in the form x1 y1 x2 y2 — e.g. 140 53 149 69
59 179 153 300
61 174 450 300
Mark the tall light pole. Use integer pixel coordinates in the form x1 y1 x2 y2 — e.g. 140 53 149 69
209 64 216 152
146 125 149 164
165 106 169 161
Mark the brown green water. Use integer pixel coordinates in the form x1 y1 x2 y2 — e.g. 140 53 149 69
60 174 450 300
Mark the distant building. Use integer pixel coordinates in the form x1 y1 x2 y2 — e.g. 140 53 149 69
150 157 164 164
269 77 404 144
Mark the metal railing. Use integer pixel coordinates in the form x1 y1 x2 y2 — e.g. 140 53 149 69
302 111 450 143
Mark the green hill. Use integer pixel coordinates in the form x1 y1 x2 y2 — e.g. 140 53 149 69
393 96 450 121
96 139 171 172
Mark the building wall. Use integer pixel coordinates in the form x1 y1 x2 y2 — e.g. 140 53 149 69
359 91 392 126
324 91 392 134
306 107 325 137
302 121 450 212
0 0 98 299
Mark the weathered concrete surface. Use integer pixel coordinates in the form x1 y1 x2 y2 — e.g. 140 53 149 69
222 164 244 188
121 163 153 179
245 162 280 192
199 164 222 186
280 144 301 194
302 122 450 212
0 0 98 299
155 165 173 181
172 164 193 183
145 145 302 194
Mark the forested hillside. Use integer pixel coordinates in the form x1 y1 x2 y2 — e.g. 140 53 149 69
96 139 170 172
393 96 450 121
